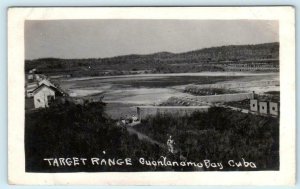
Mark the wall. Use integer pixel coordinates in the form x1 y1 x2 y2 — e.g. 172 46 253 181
137 106 210 120
193 93 254 103
164 96 209 106
186 80 279 91
34 87 55 108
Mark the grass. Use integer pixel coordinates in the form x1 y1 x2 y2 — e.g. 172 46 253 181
184 87 239 96
25 98 35 110
134 107 279 171
25 102 279 172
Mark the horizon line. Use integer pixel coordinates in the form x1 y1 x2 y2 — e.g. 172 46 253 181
25 41 279 61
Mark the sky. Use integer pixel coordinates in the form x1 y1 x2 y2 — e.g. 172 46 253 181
25 19 279 60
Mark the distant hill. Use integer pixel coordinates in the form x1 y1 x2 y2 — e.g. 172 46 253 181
178 42 279 61
25 42 279 76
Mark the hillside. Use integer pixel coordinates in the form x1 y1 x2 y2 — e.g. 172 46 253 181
25 42 279 77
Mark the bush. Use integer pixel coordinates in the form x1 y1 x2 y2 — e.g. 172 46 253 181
135 107 279 170
25 102 166 172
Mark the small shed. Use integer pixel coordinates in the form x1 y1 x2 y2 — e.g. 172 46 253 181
33 84 61 108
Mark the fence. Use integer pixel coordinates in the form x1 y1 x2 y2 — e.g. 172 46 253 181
137 106 210 120
192 93 254 103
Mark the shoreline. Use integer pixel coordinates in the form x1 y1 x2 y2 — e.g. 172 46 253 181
59 72 279 82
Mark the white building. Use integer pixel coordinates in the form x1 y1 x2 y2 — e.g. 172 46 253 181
27 74 34 80
38 79 55 88
33 84 56 108
35 74 42 81
29 68 36 74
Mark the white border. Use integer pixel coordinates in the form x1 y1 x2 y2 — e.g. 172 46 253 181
8 7 295 185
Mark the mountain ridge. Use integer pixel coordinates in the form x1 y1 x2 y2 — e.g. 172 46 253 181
25 42 279 76
28 42 279 62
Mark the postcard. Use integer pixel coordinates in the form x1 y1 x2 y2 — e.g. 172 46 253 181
8 7 295 185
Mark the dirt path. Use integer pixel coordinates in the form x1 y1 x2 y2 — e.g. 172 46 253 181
126 126 205 171
126 127 167 149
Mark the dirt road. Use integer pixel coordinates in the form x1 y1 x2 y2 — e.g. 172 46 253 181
126 127 166 149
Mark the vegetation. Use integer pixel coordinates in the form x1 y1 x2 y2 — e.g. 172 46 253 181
260 91 280 102
25 42 279 77
159 97 206 106
184 87 239 96
135 107 279 171
224 99 251 110
25 102 279 172
25 102 167 172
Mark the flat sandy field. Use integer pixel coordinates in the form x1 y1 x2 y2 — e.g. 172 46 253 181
57 72 279 119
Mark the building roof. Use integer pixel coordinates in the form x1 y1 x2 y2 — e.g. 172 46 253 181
32 84 62 96
38 79 55 87
32 84 55 94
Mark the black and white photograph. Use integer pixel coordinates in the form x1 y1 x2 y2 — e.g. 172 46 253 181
24 18 281 172
8 7 295 185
